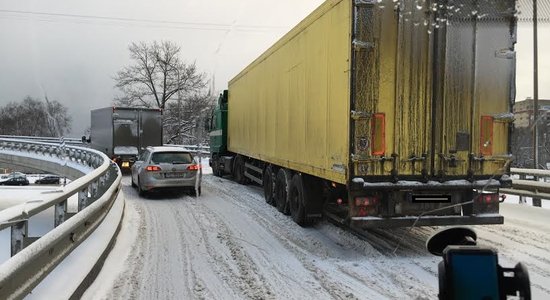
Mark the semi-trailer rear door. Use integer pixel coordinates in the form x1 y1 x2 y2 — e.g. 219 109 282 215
139 109 163 150
432 0 515 179
351 0 515 180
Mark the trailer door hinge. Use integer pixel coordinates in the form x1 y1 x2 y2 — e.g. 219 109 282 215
351 110 371 120
353 40 375 50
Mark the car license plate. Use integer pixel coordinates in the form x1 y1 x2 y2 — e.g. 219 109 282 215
165 172 184 178
412 194 451 203
122 162 130 168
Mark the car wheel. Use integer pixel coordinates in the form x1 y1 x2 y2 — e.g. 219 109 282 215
138 177 147 197
131 175 137 188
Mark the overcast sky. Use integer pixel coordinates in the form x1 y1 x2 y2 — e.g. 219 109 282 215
0 0 548 137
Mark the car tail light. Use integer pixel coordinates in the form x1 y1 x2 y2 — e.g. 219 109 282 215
187 164 201 171
146 165 162 172
371 113 385 156
480 116 494 156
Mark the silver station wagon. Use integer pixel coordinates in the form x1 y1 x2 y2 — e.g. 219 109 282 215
131 146 201 196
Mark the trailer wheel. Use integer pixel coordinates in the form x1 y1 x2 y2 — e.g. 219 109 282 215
289 174 308 226
275 168 292 215
263 165 275 205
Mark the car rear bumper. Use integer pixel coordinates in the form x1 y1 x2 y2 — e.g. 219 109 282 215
141 175 197 191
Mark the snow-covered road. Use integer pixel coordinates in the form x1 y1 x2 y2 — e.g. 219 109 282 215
84 175 550 299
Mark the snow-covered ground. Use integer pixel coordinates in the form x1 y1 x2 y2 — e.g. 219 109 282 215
0 183 77 264
84 174 550 300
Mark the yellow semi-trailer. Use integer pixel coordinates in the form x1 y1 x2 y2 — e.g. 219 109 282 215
209 0 516 228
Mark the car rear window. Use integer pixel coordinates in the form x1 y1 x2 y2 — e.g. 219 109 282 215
151 152 193 164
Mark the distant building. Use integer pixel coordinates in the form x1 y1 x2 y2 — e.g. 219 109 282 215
513 98 550 128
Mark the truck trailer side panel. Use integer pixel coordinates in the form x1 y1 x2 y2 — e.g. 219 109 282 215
90 108 115 156
228 0 351 184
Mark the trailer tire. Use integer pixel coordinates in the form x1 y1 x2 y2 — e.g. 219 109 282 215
289 174 311 226
263 165 275 205
275 168 292 215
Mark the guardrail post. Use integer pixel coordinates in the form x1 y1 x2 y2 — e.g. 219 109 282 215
97 174 108 196
55 200 67 227
11 221 28 256
78 188 89 211
90 180 99 201
519 174 526 204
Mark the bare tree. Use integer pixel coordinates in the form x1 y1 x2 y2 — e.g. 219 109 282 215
44 95 72 137
0 96 72 137
163 93 215 144
114 41 207 110
114 40 214 143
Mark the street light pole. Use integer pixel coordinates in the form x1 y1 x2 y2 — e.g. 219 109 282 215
533 0 542 206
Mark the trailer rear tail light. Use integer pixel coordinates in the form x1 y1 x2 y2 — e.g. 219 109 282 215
146 165 162 172
355 196 379 207
476 193 499 204
480 116 494 156
187 164 201 171
371 113 385 156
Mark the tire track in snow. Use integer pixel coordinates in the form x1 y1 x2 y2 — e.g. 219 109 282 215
172 195 275 299
204 176 438 299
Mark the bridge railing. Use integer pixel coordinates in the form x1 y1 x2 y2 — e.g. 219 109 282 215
500 168 550 206
0 135 83 146
0 138 121 299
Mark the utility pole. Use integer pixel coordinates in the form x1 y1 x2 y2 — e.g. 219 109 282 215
533 0 542 207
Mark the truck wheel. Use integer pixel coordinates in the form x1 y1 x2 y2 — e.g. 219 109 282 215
233 155 248 185
263 166 275 205
289 174 308 226
212 156 223 177
275 168 292 215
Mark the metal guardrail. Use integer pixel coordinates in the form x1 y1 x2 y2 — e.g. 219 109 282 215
0 138 121 299
500 168 550 206
0 135 83 145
